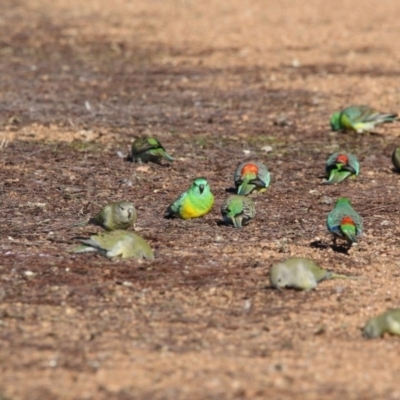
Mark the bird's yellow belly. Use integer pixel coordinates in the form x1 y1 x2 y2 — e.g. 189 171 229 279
341 115 356 130
180 198 210 219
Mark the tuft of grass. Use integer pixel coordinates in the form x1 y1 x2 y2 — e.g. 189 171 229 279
66 140 102 153
0 137 9 152
0 389 12 400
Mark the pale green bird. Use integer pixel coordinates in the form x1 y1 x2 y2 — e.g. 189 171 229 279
326 197 363 245
221 195 256 228
131 136 174 163
324 152 359 184
363 309 400 338
269 257 356 291
75 201 137 231
330 105 398 133
234 161 270 195
392 146 400 171
73 230 154 260
165 177 214 219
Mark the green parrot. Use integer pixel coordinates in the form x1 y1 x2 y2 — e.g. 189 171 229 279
269 257 357 291
392 146 400 171
324 152 359 184
221 194 256 228
165 177 214 219
75 201 137 231
330 105 398 133
363 309 400 338
73 230 154 260
326 197 363 245
131 136 174 163
234 161 270 196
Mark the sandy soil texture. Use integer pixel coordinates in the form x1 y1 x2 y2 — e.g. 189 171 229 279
1 0 400 399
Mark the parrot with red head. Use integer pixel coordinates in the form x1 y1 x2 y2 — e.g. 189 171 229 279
326 197 363 246
325 152 359 184
234 161 270 195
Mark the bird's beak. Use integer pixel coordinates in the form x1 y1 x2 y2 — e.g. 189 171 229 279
199 184 204 193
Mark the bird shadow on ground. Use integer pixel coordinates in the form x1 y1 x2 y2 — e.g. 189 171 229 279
309 240 329 250
338 130 383 137
309 240 350 255
125 157 172 167
368 131 384 137
330 244 351 255
225 187 237 194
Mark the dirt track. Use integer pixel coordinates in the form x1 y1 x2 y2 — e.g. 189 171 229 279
2 0 400 399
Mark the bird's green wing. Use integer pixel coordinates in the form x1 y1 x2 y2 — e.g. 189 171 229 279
166 191 187 216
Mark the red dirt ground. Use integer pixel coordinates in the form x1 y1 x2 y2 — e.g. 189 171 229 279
2 0 400 399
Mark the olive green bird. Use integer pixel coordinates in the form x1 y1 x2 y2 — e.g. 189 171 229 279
221 195 256 228
131 136 174 163
73 230 154 260
269 257 357 291
392 146 400 171
326 197 363 245
234 161 270 195
325 152 359 184
330 105 398 133
363 309 400 339
75 201 137 231
165 177 214 219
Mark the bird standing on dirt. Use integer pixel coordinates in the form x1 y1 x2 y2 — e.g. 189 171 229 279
324 152 359 184
131 136 174 163
73 230 154 260
75 201 137 231
392 146 400 171
326 197 363 245
165 177 214 219
363 309 400 338
330 105 398 133
234 161 270 195
221 194 256 228
269 257 356 290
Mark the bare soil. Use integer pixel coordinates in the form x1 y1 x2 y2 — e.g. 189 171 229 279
2 0 400 399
